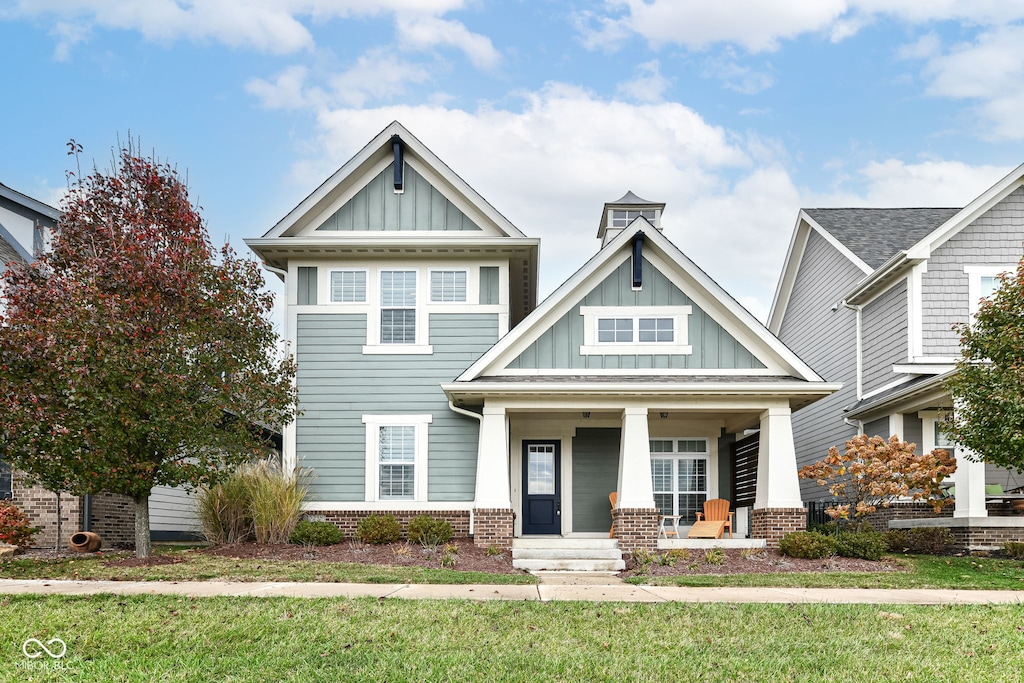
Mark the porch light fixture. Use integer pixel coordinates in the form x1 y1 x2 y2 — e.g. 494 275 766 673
659 412 668 419
582 411 591 418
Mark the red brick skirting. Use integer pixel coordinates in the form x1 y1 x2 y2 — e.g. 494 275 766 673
751 507 807 548
471 508 514 550
611 507 659 552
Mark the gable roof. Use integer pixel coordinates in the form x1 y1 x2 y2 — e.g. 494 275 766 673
455 220 828 385
804 208 960 269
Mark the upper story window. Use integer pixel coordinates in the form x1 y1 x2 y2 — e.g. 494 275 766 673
965 265 1012 318
430 270 467 303
330 270 367 303
380 270 417 344
611 209 656 227
580 306 692 355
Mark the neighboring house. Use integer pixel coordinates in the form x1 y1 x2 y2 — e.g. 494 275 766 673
1 182 205 545
246 121 839 554
769 163 1024 547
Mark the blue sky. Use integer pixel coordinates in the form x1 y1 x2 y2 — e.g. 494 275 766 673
4 1 1024 323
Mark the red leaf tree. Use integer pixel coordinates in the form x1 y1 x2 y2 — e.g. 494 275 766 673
0 143 298 557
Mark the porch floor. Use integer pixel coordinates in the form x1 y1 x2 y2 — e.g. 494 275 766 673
658 538 767 550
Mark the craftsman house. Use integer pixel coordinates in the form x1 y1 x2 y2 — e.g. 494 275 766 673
769 163 1024 548
246 122 839 564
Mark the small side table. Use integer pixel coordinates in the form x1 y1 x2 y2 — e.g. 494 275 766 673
658 515 682 539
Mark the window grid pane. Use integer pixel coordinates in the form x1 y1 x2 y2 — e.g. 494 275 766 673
597 318 633 343
677 493 707 524
379 426 415 462
381 271 416 306
638 317 674 343
330 271 366 303
379 464 414 498
677 458 707 493
527 446 555 495
677 439 707 453
381 309 416 344
379 425 415 500
430 270 467 302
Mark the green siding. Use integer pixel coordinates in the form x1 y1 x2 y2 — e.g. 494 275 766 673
507 258 766 370
480 266 499 305
297 267 317 305
316 163 482 232
571 428 620 532
296 312 498 502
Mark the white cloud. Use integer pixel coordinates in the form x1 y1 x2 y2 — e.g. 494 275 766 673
616 60 670 103
701 50 775 94
395 16 499 70
246 65 315 110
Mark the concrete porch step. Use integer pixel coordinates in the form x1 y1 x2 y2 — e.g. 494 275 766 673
513 558 626 572
511 537 625 572
512 548 623 560
512 538 619 550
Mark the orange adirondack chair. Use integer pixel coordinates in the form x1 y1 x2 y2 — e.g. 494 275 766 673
695 498 734 539
608 492 618 538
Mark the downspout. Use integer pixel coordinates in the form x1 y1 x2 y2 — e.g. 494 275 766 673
448 400 483 537
82 494 92 533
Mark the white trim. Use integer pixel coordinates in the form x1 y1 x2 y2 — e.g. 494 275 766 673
918 409 956 484
326 268 369 304
492 367 780 376
428 267 473 304
362 414 432 502
891 363 956 375
907 264 925 360
860 375 916 402
303 501 472 512
362 345 434 355
579 305 693 355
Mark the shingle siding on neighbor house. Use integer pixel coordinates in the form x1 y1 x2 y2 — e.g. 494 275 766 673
571 428 620 533
315 163 482 233
777 230 861 497
295 312 496 502
507 258 765 371
861 278 908 395
922 186 1024 357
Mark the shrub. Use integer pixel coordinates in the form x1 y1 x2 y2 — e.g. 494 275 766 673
808 520 840 536
704 548 725 565
485 544 503 557
835 531 887 561
289 520 343 546
779 531 838 559
883 529 910 552
407 515 453 547
1003 541 1024 559
196 459 309 545
907 527 953 554
0 500 41 549
356 514 401 544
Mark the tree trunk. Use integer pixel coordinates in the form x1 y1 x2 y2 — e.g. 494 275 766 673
134 493 151 558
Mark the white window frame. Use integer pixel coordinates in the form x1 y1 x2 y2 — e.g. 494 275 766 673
650 438 709 522
919 410 955 483
611 209 658 228
364 268 432 354
964 265 1012 318
363 414 431 502
580 305 692 355
428 268 469 304
328 269 368 304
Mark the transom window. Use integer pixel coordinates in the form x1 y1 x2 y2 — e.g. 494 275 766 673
611 209 656 227
651 439 709 524
330 270 367 303
430 270 467 303
380 270 416 344
597 316 674 344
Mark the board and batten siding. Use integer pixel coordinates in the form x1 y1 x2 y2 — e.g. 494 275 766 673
295 312 498 502
922 186 1024 357
571 428 620 533
315 162 482 233
507 258 765 371
777 230 861 498
860 279 908 395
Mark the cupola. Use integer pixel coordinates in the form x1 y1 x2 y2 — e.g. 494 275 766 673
597 191 665 247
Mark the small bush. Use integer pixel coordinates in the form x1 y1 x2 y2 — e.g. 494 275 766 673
907 527 953 554
807 520 840 536
665 548 691 562
289 520 343 546
883 529 910 552
0 501 41 549
1003 541 1024 559
704 548 725 565
356 514 401 544
407 515 453 547
658 552 677 567
779 531 838 559
835 531 886 561
439 550 457 568
485 544 503 557
393 544 412 557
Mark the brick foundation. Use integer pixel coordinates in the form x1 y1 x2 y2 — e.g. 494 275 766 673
611 507 659 552
751 507 807 548
471 508 514 550
315 509 472 542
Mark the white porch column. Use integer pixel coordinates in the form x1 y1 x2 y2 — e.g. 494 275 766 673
753 406 804 509
617 407 656 509
954 451 987 518
474 403 511 509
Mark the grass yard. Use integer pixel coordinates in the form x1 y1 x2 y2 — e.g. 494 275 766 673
0 547 536 585
3 594 1023 682
629 554 1024 590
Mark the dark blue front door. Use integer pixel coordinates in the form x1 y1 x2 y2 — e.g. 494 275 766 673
522 441 561 535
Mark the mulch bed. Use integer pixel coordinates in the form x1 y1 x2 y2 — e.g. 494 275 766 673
617 548 900 579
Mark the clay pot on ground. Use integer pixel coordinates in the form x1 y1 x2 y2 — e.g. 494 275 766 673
69 531 102 553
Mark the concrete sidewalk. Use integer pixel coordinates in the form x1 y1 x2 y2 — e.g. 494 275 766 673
2 578 1024 604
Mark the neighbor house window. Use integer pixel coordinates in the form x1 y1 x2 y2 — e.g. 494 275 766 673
611 209 656 227
965 265 1012 318
330 270 367 303
363 414 431 501
650 439 708 524
430 270 467 303
380 270 417 344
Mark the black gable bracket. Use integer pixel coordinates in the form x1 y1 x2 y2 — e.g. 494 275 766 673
632 231 645 289
391 135 404 193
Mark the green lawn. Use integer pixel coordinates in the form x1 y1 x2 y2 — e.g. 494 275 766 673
3 594 1023 682
0 547 536 585
629 554 1024 590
